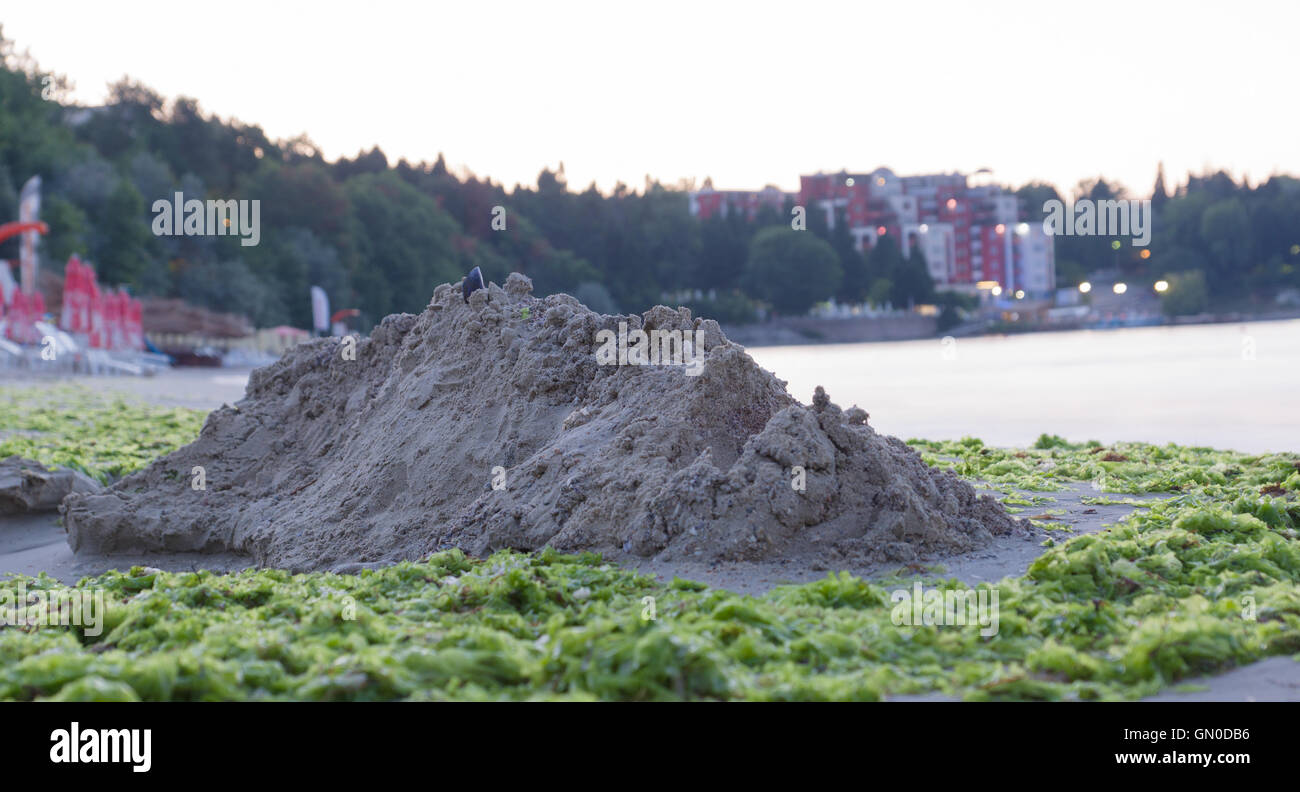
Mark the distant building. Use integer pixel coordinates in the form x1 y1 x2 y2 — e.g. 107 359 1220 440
690 168 1055 297
688 181 796 222
797 168 1054 296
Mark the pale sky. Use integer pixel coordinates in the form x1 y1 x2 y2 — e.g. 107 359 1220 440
6 0 1298 197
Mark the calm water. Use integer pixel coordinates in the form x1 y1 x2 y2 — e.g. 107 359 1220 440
747 319 1300 454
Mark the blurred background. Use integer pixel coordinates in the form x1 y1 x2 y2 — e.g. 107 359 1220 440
0 1 1296 450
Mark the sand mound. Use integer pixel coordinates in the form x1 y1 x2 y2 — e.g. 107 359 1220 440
62 273 1026 571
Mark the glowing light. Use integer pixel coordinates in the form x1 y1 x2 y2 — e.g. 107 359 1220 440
918 223 929 233
995 224 1005 234
1139 249 1151 259
876 177 886 186
946 198 957 209
991 285 1003 297
845 177 855 186
876 226 887 236
1291 244 1300 255
1113 282 1128 294
1111 240 1122 250
1154 280 1169 292
1078 281 1092 293
1015 222 1030 236
1014 290 1025 299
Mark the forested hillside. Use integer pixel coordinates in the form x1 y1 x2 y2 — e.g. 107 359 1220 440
3 29 1296 330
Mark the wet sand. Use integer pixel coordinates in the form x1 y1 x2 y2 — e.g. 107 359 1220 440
1 366 254 410
625 482 1161 592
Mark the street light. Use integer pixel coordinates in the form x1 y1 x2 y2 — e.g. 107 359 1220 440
1078 281 1092 294
991 285 1003 297
1014 290 1025 299
1113 283 1128 294
1154 280 1169 293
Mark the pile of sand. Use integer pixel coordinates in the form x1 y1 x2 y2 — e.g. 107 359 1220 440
63 273 1026 571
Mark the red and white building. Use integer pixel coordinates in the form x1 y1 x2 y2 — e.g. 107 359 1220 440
798 168 1054 296
688 181 796 222
691 168 1055 297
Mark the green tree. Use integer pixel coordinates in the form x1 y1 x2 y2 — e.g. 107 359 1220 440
1199 197 1252 296
175 258 285 326
1151 162 1169 211
744 226 841 315
830 208 869 302
696 213 749 291
39 195 90 265
867 278 893 307
892 248 936 306
1160 270 1209 316
866 235 905 298
96 179 152 286
344 171 465 318
243 227 350 328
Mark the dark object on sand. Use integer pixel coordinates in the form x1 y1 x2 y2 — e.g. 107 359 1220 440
462 267 486 303
162 349 223 367
0 456 101 515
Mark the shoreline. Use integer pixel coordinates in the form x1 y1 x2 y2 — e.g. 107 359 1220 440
725 308 1300 348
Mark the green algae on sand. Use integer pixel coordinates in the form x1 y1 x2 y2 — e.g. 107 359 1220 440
1 389 1297 701
4 483 1297 701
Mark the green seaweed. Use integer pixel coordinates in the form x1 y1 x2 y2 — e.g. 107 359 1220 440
0 390 1297 701
0 386 205 483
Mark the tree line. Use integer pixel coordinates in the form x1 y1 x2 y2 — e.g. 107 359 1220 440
1017 166 1300 314
3 30 1296 330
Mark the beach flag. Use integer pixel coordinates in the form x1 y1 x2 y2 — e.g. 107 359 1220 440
0 259 14 306
18 176 41 295
311 286 330 334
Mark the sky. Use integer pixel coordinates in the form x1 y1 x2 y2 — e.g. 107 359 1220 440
5 0 1298 197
